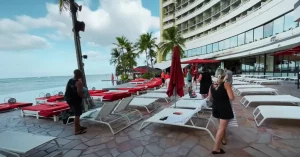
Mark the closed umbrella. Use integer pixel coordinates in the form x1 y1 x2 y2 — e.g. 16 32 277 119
167 46 184 107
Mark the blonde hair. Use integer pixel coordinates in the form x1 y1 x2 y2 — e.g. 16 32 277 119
215 68 226 84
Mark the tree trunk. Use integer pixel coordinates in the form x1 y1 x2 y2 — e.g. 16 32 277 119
145 50 149 73
70 0 87 88
150 56 153 68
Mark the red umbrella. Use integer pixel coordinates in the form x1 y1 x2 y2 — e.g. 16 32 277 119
181 58 220 64
167 46 184 98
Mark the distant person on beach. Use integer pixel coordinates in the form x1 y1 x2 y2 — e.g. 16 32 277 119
224 67 233 85
208 68 234 154
111 73 115 86
161 71 165 86
64 69 87 135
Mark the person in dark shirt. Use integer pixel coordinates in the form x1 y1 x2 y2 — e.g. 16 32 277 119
65 69 86 135
197 67 212 98
208 68 234 154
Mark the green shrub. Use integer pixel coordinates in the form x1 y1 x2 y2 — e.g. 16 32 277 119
121 74 129 81
142 73 154 79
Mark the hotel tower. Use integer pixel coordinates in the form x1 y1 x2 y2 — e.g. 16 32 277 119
157 0 300 77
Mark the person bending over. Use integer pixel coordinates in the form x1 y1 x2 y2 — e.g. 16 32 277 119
208 68 234 154
65 69 87 135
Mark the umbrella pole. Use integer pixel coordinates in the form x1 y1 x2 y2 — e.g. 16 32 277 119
174 87 177 108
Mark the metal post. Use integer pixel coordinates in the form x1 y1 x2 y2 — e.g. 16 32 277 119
297 70 300 89
70 0 87 88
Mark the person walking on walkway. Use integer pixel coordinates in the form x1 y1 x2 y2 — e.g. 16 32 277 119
197 67 212 98
161 71 165 87
65 69 87 135
208 68 234 154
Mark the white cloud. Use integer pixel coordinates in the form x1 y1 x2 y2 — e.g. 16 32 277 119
15 0 159 46
0 34 49 51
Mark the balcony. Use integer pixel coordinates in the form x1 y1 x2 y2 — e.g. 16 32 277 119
163 22 174 29
163 14 175 22
163 0 174 7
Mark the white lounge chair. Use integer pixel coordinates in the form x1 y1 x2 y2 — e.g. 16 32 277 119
242 78 266 83
170 99 206 111
139 108 216 142
180 93 204 100
112 97 143 125
151 88 168 93
232 81 249 85
232 85 265 92
267 77 289 80
240 95 300 108
129 98 160 113
236 88 278 96
0 131 61 157
137 93 171 103
253 106 300 126
67 100 139 134
253 80 283 85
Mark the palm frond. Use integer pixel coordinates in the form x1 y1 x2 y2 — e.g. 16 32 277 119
57 0 70 14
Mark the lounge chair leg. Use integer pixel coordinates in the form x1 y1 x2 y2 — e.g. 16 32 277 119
139 121 151 131
0 149 21 157
51 140 62 157
53 116 58 122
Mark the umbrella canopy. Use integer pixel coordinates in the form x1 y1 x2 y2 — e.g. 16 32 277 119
132 66 161 74
181 58 220 64
273 46 300 56
167 46 185 97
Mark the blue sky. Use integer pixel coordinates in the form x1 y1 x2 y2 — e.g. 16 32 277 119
0 0 160 78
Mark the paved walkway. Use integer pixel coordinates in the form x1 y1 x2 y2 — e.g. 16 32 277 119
1 82 300 157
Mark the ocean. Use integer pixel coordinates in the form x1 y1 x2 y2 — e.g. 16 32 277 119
0 74 114 104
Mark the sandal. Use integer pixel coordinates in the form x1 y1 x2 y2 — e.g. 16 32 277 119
221 139 227 145
75 130 86 135
212 149 225 154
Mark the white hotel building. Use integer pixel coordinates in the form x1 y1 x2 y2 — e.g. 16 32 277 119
157 0 300 77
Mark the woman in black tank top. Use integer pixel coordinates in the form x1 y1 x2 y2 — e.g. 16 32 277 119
207 68 234 155
197 67 212 98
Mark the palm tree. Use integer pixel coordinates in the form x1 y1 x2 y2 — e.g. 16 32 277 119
57 0 87 87
159 26 186 61
148 49 157 68
136 32 158 68
111 36 137 75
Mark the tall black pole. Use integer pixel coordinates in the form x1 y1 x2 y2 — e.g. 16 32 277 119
70 0 87 88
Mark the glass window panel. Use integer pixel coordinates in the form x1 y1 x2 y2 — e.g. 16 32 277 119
207 44 212 53
284 11 299 31
224 38 230 49
273 16 284 35
254 26 263 41
245 30 253 44
188 50 192 57
184 50 188 57
219 40 224 51
230 36 238 48
197 47 201 55
201 46 207 54
213 42 219 52
266 53 274 74
193 48 197 56
238 33 245 46
263 22 274 38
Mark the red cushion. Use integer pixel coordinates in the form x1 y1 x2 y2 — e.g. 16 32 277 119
0 105 13 112
22 102 69 117
118 87 146 93
88 89 109 94
90 92 131 101
36 95 65 102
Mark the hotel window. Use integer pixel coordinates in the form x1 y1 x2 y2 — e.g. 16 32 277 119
213 42 219 52
266 53 274 76
263 22 274 38
238 33 245 46
273 16 284 35
224 38 230 49
284 11 299 31
188 49 192 57
197 47 201 55
184 51 188 57
219 40 224 51
245 30 253 44
254 26 263 41
193 48 197 56
201 45 207 54
230 36 238 48
207 44 212 53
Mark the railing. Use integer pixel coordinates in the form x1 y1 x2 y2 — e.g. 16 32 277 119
220 2 230 11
